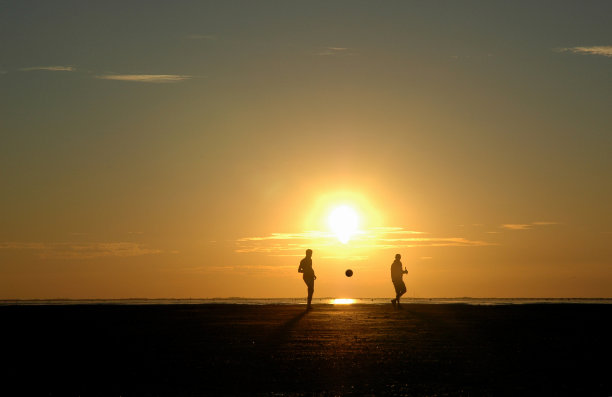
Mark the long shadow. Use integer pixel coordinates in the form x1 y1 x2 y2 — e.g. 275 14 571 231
262 308 308 352
231 308 310 392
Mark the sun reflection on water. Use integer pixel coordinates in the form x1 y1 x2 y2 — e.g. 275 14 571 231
331 298 356 305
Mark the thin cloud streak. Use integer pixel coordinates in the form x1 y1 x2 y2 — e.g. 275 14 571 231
236 227 494 256
557 46 612 57
370 227 425 235
21 66 75 72
0 242 162 259
501 221 560 230
316 47 355 56
95 74 192 83
501 224 532 230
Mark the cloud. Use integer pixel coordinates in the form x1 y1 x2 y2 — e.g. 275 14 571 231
236 227 494 257
557 46 612 57
316 47 355 56
20 66 75 72
371 227 425 235
501 221 560 231
373 237 491 247
95 74 191 83
501 224 532 230
0 242 162 259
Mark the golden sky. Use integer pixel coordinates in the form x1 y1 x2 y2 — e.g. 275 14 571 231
1 2 611 299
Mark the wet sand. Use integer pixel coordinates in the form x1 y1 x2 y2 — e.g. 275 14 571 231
3 303 611 396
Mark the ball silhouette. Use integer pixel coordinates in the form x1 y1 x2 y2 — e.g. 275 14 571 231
345 269 353 277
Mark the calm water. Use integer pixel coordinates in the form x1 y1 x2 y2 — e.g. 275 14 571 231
2 298 611 306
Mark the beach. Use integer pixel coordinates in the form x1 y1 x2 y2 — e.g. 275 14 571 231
3 303 611 396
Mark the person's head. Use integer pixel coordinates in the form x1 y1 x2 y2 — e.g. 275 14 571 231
306 249 313 257
395 253 401 260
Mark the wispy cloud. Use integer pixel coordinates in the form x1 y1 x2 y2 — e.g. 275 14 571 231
95 74 192 83
501 221 560 231
371 227 425 235
20 66 75 72
557 46 612 57
236 227 493 257
316 47 355 56
0 242 161 259
501 224 532 230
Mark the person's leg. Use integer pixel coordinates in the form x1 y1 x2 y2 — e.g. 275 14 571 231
397 281 407 304
392 282 400 305
307 286 313 307
305 277 314 308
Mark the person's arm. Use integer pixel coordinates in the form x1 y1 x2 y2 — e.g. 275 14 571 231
298 262 304 273
403 267 408 274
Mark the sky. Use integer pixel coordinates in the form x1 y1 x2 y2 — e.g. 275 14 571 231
1 1 611 299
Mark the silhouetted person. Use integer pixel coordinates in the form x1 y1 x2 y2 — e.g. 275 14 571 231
298 249 316 309
391 253 408 306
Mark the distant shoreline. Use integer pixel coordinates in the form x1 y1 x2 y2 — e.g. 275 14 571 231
2 297 612 306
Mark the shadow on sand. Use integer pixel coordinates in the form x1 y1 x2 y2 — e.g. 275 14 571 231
262 308 309 352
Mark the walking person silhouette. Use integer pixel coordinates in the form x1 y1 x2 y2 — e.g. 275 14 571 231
391 253 408 306
298 249 316 309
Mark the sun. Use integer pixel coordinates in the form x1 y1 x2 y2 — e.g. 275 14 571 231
328 205 359 244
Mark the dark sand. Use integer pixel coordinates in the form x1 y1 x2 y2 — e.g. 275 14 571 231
2 303 611 396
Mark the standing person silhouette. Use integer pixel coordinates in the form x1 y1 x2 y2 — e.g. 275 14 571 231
391 253 408 306
298 249 316 309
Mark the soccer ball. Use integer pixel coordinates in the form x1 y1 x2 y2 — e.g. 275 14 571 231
345 269 353 277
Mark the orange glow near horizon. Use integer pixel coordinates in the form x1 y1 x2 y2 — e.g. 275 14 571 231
3 3 612 300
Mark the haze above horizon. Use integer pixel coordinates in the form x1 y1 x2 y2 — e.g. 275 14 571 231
1 1 611 299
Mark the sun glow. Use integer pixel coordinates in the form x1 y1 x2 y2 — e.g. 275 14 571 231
331 298 355 305
328 205 359 244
